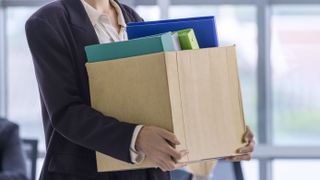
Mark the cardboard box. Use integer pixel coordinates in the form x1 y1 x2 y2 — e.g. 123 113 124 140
86 45 246 172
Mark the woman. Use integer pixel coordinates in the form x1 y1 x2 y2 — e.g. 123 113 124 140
0 118 28 180
25 0 255 180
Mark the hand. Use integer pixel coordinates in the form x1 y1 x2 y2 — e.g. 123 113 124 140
136 126 188 172
224 126 255 161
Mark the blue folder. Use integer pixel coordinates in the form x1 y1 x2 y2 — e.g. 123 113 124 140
127 16 219 48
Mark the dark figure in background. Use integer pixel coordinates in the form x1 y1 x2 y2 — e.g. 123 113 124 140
0 118 28 180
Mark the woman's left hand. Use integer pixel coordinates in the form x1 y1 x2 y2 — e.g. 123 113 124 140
224 126 255 161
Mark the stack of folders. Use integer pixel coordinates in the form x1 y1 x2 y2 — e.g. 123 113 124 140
85 16 218 63
85 29 200 63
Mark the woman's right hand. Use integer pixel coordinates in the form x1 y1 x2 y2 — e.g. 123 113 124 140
135 126 188 172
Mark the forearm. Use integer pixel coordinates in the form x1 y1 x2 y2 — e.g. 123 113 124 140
50 101 137 162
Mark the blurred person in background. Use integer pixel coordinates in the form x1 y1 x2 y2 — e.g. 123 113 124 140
0 117 28 180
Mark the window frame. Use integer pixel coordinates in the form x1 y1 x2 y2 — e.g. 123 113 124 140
0 5 7 118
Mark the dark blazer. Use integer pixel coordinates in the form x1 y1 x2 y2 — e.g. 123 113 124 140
0 118 28 180
25 0 170 179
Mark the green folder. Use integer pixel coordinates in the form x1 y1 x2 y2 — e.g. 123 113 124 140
85 32 177 63
176 29 200 50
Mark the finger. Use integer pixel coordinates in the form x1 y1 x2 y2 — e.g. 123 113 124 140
158 165 167 172
161 156 176 171
251 139 256 145
157 160 169 172
164 146 181 161
243 126 254 143
237 141 255 154
175 162 187 169
158 129 180 145
153 160 164 171
227 154 252 162
154 154 171 172
242 126 250 142
166 147 188 161
224 156 234 161
237 145 254 154
164 154 179 171
173 149 189 162
160 157 175 171
237 154 252 161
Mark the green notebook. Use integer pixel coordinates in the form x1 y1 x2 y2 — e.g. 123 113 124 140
85 32 177 63
176 29 200 50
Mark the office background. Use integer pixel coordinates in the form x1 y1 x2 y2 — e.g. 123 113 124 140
0 0 319 179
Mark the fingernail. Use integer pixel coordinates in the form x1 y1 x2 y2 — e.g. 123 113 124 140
176 139 181 145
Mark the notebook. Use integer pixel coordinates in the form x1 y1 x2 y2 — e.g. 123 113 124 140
127 16 219 48
85 32 179 63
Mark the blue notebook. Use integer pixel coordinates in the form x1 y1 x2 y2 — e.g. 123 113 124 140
127 16 219 48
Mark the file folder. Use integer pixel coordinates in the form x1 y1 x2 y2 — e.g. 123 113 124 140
127 16 219 48
171 32 182 51
176 29 200 50
85 32 178 63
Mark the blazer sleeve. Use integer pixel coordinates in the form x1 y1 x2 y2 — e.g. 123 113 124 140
0 124 28 180
25 17 137 163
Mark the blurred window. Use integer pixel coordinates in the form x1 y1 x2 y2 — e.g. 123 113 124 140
135 5 160 21
271 6 320 145
273 160 320 179
6 7 45 151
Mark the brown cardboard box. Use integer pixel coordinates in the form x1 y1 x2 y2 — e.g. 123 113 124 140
86 45 246 172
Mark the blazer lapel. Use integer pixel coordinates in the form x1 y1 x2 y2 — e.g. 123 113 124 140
60 0 99 101
61 0 138 46
61 0 99 47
